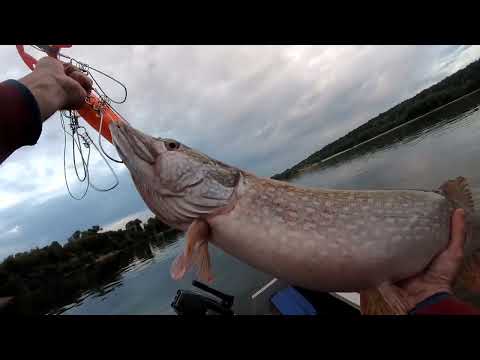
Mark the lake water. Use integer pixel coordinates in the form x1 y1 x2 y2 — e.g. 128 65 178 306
58 102 480 315
57 232 272 315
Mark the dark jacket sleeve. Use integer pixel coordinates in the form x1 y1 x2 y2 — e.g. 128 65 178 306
0 79 42 165
409 292 480 315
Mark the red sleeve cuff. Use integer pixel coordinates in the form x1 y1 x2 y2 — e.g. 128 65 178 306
0 79 42 164
411 293 480 315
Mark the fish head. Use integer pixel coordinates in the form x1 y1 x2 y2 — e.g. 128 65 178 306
109 121 240 229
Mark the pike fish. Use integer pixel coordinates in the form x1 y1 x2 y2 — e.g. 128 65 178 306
109 121 480 314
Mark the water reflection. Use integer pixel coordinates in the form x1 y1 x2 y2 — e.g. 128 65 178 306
59 230 271 315
294 106 480 191
295 106 479 182
53 229 184 314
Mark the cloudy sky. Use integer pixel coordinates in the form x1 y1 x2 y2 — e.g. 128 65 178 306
1 45 479 260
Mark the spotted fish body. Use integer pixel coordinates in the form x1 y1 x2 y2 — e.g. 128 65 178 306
208 174 458 291
109 121 480 293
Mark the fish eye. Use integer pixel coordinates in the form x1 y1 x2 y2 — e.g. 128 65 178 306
165 140 180 151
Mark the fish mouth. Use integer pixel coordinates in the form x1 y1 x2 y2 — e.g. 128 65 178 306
109 121 156 165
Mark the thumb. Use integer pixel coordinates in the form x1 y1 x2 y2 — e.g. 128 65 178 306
426 208 467 281
445 208 466 261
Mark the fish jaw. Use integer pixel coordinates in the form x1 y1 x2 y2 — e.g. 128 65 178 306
109 121 241 230
109 121 159 166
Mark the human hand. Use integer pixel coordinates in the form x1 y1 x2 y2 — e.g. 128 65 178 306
18 56 93 121
382 208 467 312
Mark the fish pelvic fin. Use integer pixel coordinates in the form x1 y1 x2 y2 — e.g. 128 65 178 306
193 240 214 283
170 219 214 283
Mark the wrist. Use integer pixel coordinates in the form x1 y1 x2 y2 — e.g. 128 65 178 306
18 71 66 121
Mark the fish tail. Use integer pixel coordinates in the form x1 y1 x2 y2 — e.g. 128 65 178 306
438 176 475 217
361 177 480 315
439 177 480 294
360 287 396 315
360 283 409 315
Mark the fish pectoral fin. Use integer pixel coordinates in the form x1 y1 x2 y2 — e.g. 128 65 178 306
455 249 480 293
193 240 214 283
170 219 213 282
170 252 189 280
360 283 409 315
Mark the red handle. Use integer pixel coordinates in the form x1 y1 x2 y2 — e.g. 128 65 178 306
16 45 38 70
16 45 72 70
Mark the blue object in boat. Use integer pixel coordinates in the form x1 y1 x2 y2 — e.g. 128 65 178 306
270 286 317 315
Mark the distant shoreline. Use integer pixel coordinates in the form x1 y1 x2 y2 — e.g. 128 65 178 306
272 58 480 181
296 92 480 178
0 217 181 315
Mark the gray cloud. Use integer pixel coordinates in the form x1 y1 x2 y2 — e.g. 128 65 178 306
0 170 147 259
1 45 479 260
